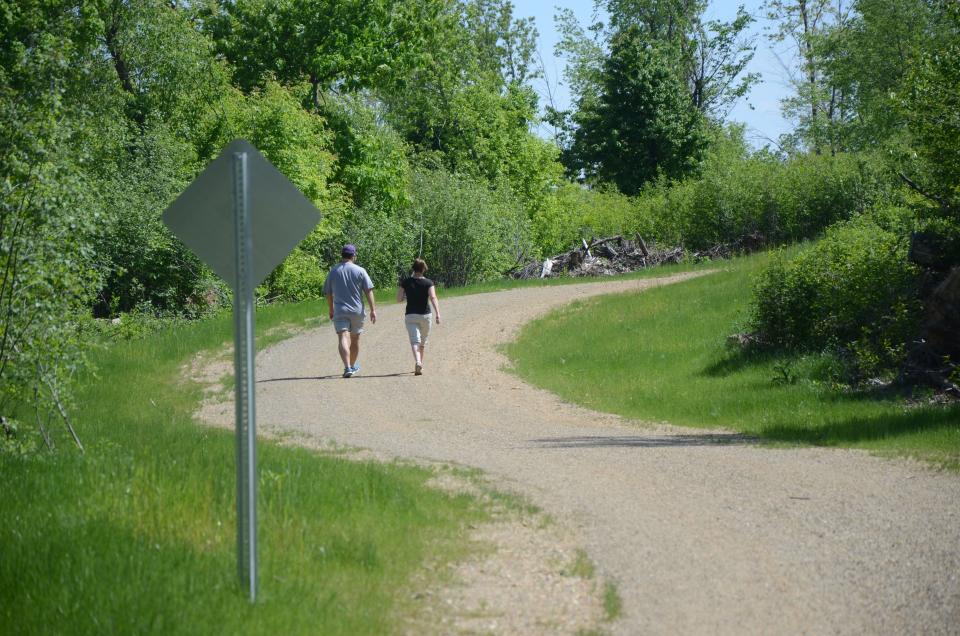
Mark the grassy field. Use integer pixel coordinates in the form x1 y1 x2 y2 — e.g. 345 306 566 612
506 251 960 467
0 301 485 635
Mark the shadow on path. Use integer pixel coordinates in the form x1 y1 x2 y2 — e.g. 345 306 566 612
531 433 757 449
259 372 413 383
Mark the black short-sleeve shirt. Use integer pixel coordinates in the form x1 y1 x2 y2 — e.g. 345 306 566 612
401 276 434 315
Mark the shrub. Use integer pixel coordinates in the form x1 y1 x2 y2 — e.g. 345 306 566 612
333 202 414 288
0 32 101 447
532 184 655 256
262 249 326 303
324 93 411 217
93 130 204 316
529 183 586 256
771 152 895 242
644 146 896 251
410 168 532 287
749 207 922 378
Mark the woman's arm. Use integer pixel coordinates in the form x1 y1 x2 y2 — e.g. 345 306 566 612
429 285 441 324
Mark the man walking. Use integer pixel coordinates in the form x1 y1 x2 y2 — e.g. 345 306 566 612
323 244 376 378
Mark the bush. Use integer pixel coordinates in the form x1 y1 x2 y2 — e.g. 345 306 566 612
0 33 101 446
261 248 326 302
324 93 411 217
532 183 654 256
644 144 896 250
93 130 205 316
411 168 532 287
332 202 414 289
749 207 922 378
94 81 342 316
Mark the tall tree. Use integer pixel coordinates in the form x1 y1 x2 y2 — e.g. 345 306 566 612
555 1 740 190
204 0 432 110
380 0 556 204
566 26 707 194
898 0 960 219
765 0 853 154
600 0 759 119
766 0 950 156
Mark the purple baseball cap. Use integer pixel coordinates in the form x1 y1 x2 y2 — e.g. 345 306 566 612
341 244 357 257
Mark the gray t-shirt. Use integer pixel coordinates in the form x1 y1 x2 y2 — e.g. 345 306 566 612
323 261 374 316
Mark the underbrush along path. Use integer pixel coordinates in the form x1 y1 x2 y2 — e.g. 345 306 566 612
198 271 960 635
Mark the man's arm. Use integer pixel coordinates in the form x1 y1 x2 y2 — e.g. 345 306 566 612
327 294 334 320
396 284 406 304
364 288 377 324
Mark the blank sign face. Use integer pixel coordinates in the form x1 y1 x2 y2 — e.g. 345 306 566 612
162 139 321 291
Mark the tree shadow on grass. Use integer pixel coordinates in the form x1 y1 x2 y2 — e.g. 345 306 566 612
698 342 929 404
701 347 781 377
760 405 960 447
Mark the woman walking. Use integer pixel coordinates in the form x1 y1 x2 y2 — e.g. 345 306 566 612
397 258 441 375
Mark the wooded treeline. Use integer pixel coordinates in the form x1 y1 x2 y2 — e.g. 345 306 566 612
2 0 958 443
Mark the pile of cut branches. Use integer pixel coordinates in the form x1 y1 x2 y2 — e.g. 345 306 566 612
509 235 725 280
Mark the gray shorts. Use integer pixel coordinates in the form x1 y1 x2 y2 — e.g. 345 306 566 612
333 312 365 334
404 313 432 345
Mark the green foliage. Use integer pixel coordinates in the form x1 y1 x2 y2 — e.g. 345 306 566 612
750 208 922 377
330 202 414 288
411 167 531 287
222 82 338 203
765 0 948 156
898 0 960 219
529 183 588 256
377 0 561 219
90 0 231 138
565 26 708 194
324 94 411 215
93 130 211 316
439 82 562 219
553 0 757 185
0 1 103 443
820 0 936 150
645 138 897 250
93 79 340 314
532 183 653 256
602 0 758 119
204 0 427 102
261 249 326 303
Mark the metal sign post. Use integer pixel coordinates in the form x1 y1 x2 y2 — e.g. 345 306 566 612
161 139 321 604
232 151 258 601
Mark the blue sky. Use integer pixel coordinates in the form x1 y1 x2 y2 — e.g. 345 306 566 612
519 0 796 148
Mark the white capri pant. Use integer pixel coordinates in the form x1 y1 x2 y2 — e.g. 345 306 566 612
404 313 432 345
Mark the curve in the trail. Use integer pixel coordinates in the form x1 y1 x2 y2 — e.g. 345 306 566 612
199 272 960 635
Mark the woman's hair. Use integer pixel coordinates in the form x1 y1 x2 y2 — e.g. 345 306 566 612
411 258 428 274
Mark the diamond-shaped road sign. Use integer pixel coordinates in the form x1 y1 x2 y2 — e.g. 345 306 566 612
161 139 320 603
162 139 320 290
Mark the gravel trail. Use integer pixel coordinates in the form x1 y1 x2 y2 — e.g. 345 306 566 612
199 272 960 635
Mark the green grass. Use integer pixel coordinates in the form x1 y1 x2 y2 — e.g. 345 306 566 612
506 251 960 466
601 581 623 622
0 301 486 635
566 549 596 579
